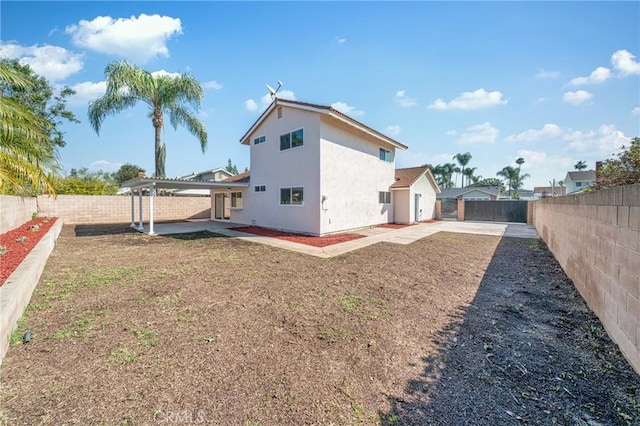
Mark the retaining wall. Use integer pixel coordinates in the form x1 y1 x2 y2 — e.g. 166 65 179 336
533 184 640 373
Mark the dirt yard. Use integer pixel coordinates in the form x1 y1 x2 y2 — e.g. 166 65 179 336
0 225 638 425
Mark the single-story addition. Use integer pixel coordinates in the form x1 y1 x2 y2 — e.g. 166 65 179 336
215 98 440 236
436 186 501 201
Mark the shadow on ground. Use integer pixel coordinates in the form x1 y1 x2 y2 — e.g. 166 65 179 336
380 237 640 425
73 223 139 237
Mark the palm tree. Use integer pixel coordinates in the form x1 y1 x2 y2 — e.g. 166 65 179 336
0 62 59 195
497 166 519 198
453 152 472 187
88 61 208 178
574 160 587 170
463 167 478 186
515 157 525 177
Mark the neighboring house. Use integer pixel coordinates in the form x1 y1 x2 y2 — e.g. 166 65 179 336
533 186 566 199
216 98 439 235
517 189 534 200
564 170 596 194
172 168 233 196
436 186 501 200
391 166 440 224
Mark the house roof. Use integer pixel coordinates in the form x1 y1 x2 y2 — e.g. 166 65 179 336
390 166 440 192
179 167 232 180
566 170 596 182
436 186 500 198
221 170 250 183
533 186 566 195
239 98 408 150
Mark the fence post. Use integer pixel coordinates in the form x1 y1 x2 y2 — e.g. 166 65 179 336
457 198 465 221
435 200 442 220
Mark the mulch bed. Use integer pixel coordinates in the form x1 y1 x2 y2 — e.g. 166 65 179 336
232 226 366 247
0 217 57 285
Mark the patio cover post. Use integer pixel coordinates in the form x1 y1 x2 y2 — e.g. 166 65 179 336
138 189 144 231
149 183 155 235
130 190 135 227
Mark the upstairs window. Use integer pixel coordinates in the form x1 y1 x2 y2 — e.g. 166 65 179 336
379 148 392 162
280 129 304 151
253 135 266 145
254 185 266 192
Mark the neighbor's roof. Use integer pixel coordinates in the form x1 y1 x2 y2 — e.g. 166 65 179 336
566 170 596 181
239 98 408 150
390 166 440 192
436 186 501 198
179 167 232 180
221 170 250 183
533 186 566 195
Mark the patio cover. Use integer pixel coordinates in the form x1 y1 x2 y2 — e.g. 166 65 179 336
120 177 249 235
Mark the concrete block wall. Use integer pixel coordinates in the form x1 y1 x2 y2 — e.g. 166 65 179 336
35 195 212 224
533 184 640 373
0 195 38 233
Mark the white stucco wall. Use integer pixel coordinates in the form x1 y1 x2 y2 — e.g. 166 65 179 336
411 173 438 221
319 117 397 234
393 189 411 224
232 106 322 234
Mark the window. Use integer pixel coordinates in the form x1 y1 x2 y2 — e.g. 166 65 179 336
575 182 583 187
277 107 282 119
253 135 266 145
379 148 392 162
231 192 243 209
379 191 391 204
280 129 304 151
280 187 304 205
254 185 266 192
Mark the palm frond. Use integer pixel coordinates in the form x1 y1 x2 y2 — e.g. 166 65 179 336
169 106 208 152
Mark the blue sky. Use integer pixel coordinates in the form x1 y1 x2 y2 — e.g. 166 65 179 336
2 1 639 188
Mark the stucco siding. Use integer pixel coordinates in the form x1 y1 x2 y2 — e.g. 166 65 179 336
240 106 322 234
411 174 438 221
319 117 396 234
393 189 411 224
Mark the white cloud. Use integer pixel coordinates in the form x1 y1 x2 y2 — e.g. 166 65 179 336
394 90 417 107
446 130 457 136
632 106 640 116
89 160 123 172
385 125 401 135
563 90 593 105
335 36 346 44
536 69 560 79
428 88 507 110
244 99 258 111
0 41 83 81
611 49 640 75
203 80 223 90
331 101 365 117
568 66 611 85
151 69 180 79
245 89 297 112
65 14 182 63
564 124 630 154
68 81 107 106
457 122 499 144
505 123 563 143
515 149 573 182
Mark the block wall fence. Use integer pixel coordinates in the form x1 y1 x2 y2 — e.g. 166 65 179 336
533 184 640 374
1 195 212 233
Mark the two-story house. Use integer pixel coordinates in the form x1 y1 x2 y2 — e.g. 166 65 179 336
215 99 439 236
564 170 596 194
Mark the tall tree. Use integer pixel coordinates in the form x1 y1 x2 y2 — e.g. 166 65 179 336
595 137 640 188
497 166 519 198
0 60 64 195
225 158 239 175
574 160 588 170
112 163 145 185
453 152 472 187
515 157 525 178
463 167 478 186
88 61 208 178
471 178 505 192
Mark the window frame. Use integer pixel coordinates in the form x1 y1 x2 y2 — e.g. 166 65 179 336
253 135 266 145
254 185 266 192
230 191 243 209
280 186 304 206
279 128 304 151
379 191 391 204
379 147 392 162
